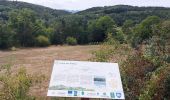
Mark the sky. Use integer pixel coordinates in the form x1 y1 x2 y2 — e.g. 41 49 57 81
17 0 170 10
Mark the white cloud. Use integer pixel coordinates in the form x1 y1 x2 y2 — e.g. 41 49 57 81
17 0 170 10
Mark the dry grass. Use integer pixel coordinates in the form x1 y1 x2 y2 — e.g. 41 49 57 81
0 45 100 98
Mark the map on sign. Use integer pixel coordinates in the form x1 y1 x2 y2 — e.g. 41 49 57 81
47 60 125 99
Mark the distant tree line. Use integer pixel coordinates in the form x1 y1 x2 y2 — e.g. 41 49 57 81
0 8 119 48
1 1 170 49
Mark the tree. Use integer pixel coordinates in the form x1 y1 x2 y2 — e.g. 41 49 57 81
151 20 170 63
33 20 47 37
88 16 115 42
131 16 161 48
122 20 134 34
114 27 125 43
135 16 161 40
51 21 65 44
0 22 15 49
9 9 37 47
122 20 134 42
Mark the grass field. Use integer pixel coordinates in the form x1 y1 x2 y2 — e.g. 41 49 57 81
0 45 100 98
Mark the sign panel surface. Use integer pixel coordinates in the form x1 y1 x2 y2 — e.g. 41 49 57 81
47 60 125 99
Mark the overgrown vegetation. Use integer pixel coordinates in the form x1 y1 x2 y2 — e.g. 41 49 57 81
0 64 46 100
92 18 170 99
0 64 34 100
66 37 77 45
36 35 50 47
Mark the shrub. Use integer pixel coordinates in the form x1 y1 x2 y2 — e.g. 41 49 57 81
0 65 34 100
66 37 77 45
91 34 119 62
36 35 50 47
139 63 170 100
91 33 131 62
11 46 17 51
121 52 156 99
0 63 46 100
114 30 125 44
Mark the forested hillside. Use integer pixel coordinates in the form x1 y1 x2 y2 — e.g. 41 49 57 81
0 0 70 20
1 1 170 49
0 1 70 27
78 5 170 25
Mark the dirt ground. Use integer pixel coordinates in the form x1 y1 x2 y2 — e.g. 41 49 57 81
0 45 100 99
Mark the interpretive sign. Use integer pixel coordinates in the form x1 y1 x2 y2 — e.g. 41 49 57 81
47 60 125 99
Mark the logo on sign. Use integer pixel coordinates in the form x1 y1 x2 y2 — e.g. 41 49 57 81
81 91 84 95
116 93 122 98
74 91 78 96
100 92 109 98
68 91 72 95
103 92 106 96
110 92 115 99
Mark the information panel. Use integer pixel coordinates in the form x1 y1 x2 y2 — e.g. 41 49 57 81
47 60 125 99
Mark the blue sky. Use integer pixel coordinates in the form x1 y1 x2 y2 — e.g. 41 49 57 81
17 0 170 10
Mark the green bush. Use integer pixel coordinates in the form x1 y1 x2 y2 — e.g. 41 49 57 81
114 29 125 44
0 65 34 100
66 37 77 45
36 35 50 47
0 63 46 100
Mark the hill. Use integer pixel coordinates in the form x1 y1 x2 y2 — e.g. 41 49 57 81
77 5 170 25
0 0 70 21
0 1 170 48
1 1 170 25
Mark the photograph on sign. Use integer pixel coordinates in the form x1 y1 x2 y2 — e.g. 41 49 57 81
47 60 125 99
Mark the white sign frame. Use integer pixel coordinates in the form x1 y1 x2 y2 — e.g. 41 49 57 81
47 60 125 99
